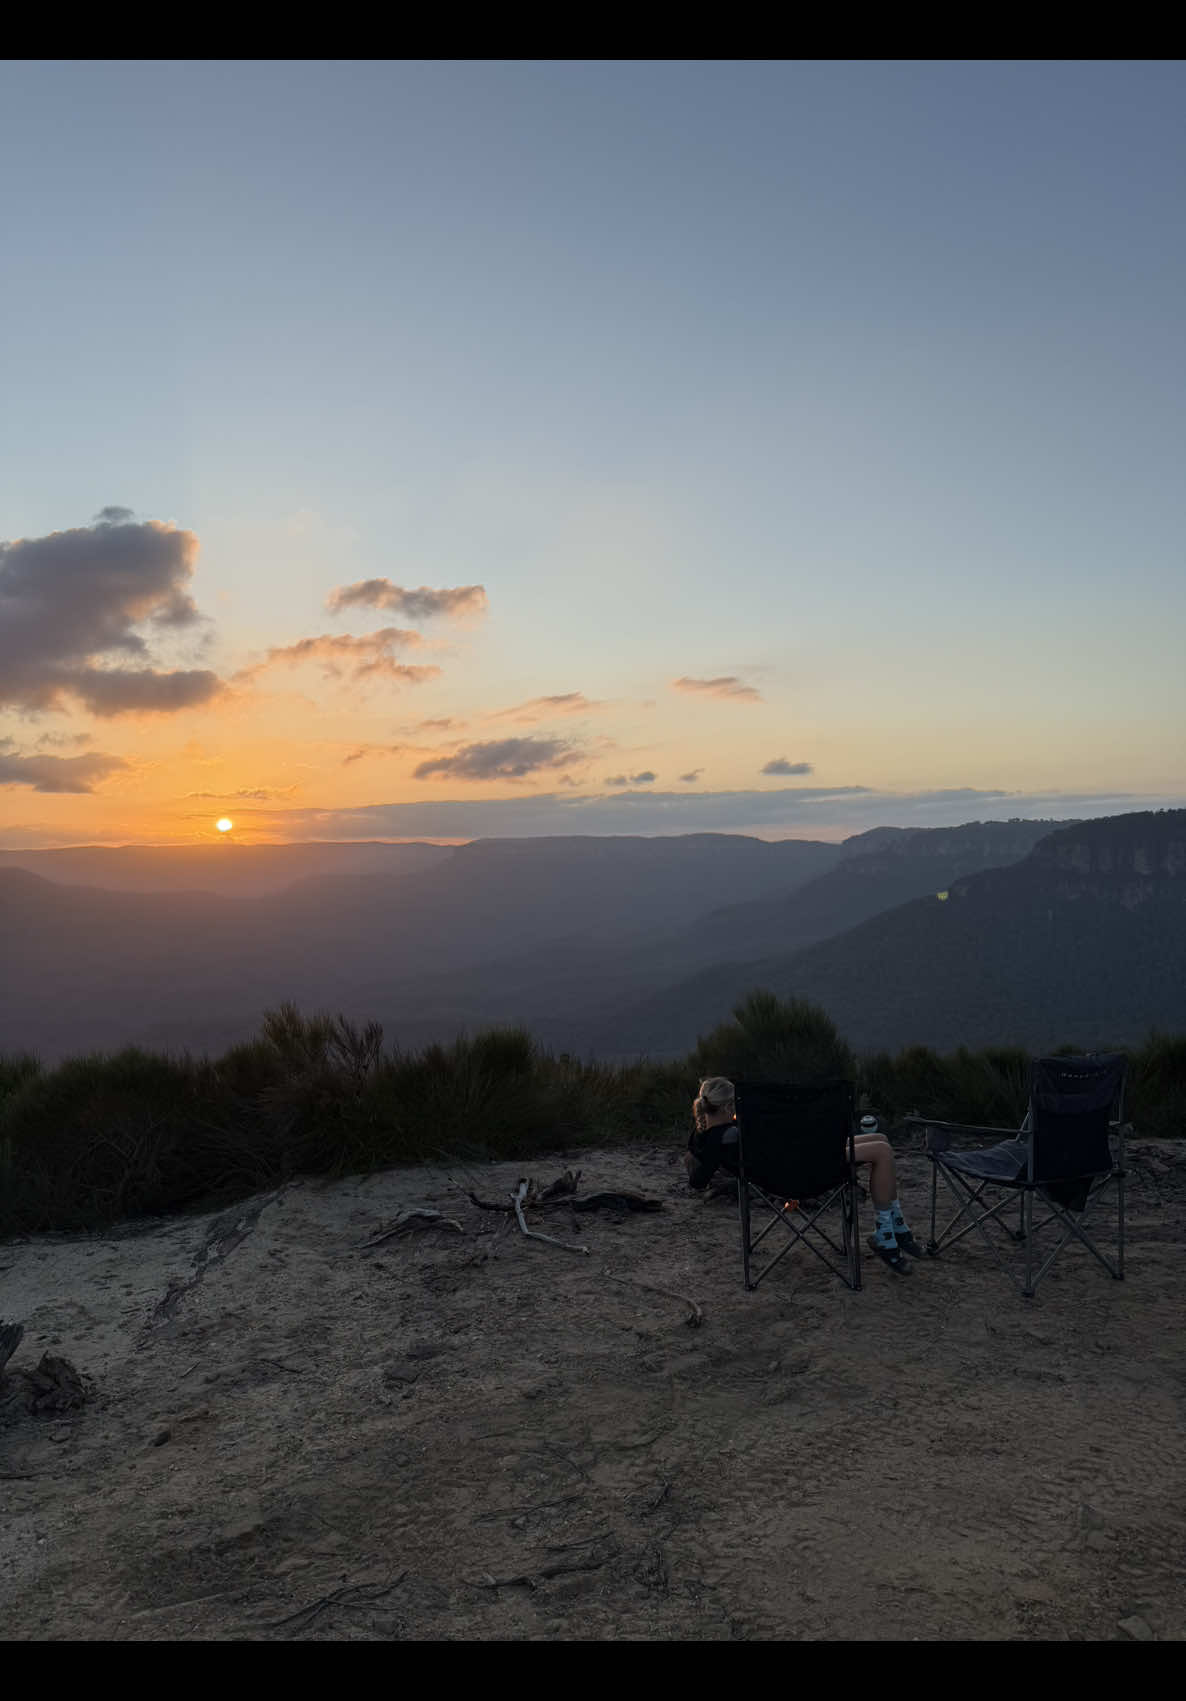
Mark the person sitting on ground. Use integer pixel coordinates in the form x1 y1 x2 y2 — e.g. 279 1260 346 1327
683 1080 924 1273
684 1076 743 1193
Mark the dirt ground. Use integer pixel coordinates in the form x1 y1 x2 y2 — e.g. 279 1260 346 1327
2 1133 1185 1642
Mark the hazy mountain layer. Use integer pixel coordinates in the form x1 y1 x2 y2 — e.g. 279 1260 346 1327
596 811 1186 1057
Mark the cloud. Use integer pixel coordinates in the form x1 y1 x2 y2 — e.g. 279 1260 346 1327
326 579 487 620
341 744 408 767
183 786 297 801
671 676 763 702
679 770 703 782
0 510 225 717
413 736 585 781
231 785 1186 844
605 774 628 787
34 731 92 750
68 665 225 717
415 717 462 731
488 692 611 724
234 629 440 689
630 771 656 784
762 757 814 776
0 748 129 793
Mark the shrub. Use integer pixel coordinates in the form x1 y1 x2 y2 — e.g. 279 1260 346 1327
693 990 856 1085
1 991 1181 1241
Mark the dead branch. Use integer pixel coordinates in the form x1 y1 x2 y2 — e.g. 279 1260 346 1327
466 1190 514 1213
570 1192 662 1214
538 1169 581 1199
467 1186 661 1217
602 1268 703 1328
358 1210 463 1249
513 1181 589 1256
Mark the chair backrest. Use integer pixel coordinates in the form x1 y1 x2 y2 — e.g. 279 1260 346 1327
1028 1054 1126 1182
733 1079 855 1198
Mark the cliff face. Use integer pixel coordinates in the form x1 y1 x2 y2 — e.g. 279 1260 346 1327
610 810 1186 1057
841 819 1066 875
954 811 1186 911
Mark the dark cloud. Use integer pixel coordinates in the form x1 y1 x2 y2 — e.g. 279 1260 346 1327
630 771 657 784
0 511 224 717
679 770 703 782
605 774 628 787
70 665 224 717
671 675 763 702
326 579 487 620
234 630 440 689
413 737 584 781
0 748 129 793
762 757 814 776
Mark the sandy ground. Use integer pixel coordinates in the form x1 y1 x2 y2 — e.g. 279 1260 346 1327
2 1134 1185 1642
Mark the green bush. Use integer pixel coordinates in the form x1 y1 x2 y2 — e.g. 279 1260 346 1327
693 990 856 1084
1 993 1182 1241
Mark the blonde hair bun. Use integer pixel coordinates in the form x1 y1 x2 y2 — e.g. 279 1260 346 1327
697 1076 735 1109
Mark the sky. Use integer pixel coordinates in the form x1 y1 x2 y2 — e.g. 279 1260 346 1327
1 59 1183 847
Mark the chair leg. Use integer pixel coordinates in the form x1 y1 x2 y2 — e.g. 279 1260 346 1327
928 1156 938 1252
1022 1188 1035 1298
851 1179 862 1291
739 1182 753 1291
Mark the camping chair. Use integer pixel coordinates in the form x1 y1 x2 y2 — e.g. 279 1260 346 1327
910 1053 1128 1299
734 1079 861 1293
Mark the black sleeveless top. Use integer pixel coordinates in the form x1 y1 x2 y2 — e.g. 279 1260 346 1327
686 1119 740 1190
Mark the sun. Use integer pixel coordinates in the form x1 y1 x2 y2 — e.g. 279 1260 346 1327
215 817 234 834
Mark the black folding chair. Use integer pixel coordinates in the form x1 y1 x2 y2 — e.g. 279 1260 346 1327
734 1079 861 1293
911 1053 1128 1299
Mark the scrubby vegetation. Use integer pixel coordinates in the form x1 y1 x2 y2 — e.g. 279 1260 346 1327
1 991 1182 1239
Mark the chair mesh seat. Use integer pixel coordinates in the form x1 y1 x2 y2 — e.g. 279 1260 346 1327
943 1141 1027 1183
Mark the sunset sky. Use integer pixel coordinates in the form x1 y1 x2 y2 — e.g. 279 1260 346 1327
2 60 1183 847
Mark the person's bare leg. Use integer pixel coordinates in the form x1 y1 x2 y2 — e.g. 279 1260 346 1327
854 1135 897 1210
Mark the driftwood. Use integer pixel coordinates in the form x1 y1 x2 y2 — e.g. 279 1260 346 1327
513 1181 590 1256
602 1269 703 1329
358 1209 463 1249
570 1193 662 1215
466 1170 662 1217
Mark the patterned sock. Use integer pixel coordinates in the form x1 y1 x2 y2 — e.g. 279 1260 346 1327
889 1197 910 1233
873 1207 898 1247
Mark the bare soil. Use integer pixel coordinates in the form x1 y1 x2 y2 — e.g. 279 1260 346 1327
2 1136 1185 1642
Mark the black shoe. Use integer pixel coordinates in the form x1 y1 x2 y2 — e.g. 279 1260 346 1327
893 1228 926 1260
866 1235 912 1275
